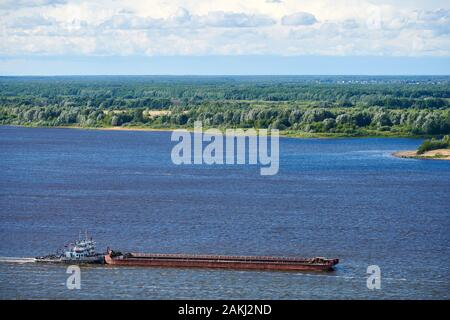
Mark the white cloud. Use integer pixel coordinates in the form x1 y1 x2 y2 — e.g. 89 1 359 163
0 0 67 9
99 9 275 30
281 12 317 26
6 14 55 29
0 0 449 57
198 11 275 28
416 8 450 35
99 15 163 30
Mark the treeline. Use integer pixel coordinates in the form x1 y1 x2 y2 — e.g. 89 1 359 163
1 76 449 109
2 104 449 136
1 76 450 136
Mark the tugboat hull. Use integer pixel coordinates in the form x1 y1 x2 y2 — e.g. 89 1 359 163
35 254 104 264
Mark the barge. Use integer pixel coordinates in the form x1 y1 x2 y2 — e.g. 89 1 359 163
104 250 339 272
35 235 339 271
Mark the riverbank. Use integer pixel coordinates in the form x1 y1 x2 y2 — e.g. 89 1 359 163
2 124 426 139
393 149 450 160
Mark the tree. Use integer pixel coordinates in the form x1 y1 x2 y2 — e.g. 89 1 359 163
111 115 120 126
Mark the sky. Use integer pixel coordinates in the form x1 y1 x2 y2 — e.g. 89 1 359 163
0 0 449 75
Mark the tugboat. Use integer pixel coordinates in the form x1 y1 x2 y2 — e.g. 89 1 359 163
35 233 339 271
35 232 104 264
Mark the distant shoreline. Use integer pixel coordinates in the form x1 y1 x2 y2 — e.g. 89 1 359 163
70 126 175 133
2 124 426 140
393 149 450 161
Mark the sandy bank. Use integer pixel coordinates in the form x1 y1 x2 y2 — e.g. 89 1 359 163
92 126 173 132
2 124 426 139
60 125 407 139
393 149 450 160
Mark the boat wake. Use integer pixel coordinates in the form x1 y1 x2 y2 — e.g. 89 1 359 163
0 257 36 264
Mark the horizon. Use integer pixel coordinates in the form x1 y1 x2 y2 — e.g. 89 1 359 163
1 73 450 76
2 74 450 77
1 56 450 76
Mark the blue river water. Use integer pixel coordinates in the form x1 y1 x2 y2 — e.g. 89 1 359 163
0 125 449 299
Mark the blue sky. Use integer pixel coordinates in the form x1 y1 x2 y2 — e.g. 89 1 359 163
1 0 449 75
1 56 449 75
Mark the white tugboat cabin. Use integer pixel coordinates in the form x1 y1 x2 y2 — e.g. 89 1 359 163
35 232 104 264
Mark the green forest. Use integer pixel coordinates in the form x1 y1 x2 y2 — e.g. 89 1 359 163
1 76 449 137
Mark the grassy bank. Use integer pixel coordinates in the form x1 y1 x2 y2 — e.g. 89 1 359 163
4 123 428 139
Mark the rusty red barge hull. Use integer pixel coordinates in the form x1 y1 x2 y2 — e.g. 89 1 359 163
104 252 339 272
